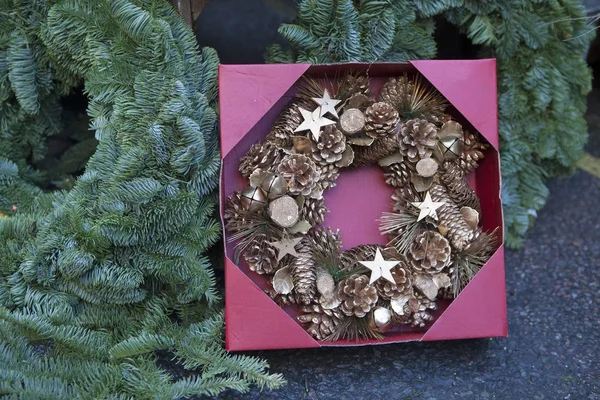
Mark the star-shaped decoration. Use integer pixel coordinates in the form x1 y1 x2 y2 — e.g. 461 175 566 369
359 248 399 285
411 191 444 222
294 107 335 141
269 237 303 261
312 89 342 119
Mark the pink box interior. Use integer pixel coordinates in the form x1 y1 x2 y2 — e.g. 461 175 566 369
220 62 505 351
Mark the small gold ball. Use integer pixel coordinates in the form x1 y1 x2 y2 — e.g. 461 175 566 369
260 172 288 199
240 186 268 212
369 306 392 332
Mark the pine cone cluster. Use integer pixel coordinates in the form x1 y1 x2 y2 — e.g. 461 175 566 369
364 102 400 138
338 274 378 317
266 98 312 148
292 238 317 305
298 304 345 340
429 183 478 251
243 234 280 274
313 125 346 164
317 163 340 190
339 245 378 272
408 231 451 274
441 162 481 212
375 258 413 300
393 292 437 328
382 162 412 188
278 154 321 198
410 293 437 328
238 141 283 178
223 192 246 232
379 76 415 111
459 131 487 173
351 133 399 167
399 119 437 162
339 73 371 99
299 197 328 226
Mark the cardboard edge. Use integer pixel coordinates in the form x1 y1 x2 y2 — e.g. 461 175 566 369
225 256 321 351
410 59 499 151
421 245 508 341
218 64 311 159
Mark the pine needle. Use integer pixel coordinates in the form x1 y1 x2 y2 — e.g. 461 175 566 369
451 228 499 297
379 212 422 254
227 210 284 263
325 315 383 342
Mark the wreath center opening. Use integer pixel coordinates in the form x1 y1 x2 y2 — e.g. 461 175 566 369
322 164 393 250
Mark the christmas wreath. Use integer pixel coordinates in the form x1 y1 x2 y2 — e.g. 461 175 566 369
225 73 498 341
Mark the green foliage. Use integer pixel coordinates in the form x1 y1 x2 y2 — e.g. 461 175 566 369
0 0 283 397
267 0 594 248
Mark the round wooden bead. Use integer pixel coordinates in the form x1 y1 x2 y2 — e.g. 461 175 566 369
268 195 299 228
339 108 366 136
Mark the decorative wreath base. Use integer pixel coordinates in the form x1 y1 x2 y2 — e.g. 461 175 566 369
220 62 505 350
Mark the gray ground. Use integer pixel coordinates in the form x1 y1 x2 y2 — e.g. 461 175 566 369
196 3 600 398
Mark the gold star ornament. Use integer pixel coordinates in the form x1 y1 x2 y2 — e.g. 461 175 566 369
312 89 342 119
411 191 444 222
359 248 399 285
269 237 303 261
294 107 335 141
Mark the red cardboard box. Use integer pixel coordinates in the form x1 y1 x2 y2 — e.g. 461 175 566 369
219 61 506 351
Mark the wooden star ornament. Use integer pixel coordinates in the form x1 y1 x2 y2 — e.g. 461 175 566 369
294 107 335 141
269 237 303 261
312 89 342 119
411 191 444 222
359 248 399 285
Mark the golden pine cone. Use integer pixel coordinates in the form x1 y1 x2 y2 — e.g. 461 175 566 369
441 162 481 212
338 73 371 100
238 141 283 178
408 231 451 274
265 288 298 306
339 245 378 272
278 154 321 198
429 183 478 251
459 131 488 173
382 162 412 188
391 186 420 214
316 163 340 191
243 234 280 275
223 192 246 233
411 293 437 328
313 125 346 164
338 274 378 317
299 197 328 226
351 133 399 167
379 76 415 112
392 292 437 328
375 256 413 300
364 102 400 138
309 228 342 257
266 98 312 148
298 304 345 340
399 119 438 163
292 237 317 305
